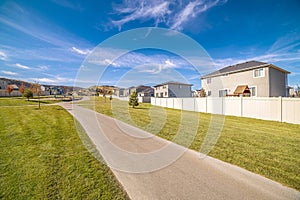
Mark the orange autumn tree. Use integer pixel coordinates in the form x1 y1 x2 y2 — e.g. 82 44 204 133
19 83 25 94
30 82 42 109
6 85 13 96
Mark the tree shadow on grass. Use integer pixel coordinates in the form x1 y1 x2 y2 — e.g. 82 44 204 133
132 107 149 110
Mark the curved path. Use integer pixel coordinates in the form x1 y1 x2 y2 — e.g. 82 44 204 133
59 101 299 200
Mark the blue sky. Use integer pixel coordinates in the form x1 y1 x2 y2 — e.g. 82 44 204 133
0 0 299 89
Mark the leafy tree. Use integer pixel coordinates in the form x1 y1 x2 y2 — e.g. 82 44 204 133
128 91 139 108
6 85 13 96
19 83 25 94
23 89 33 101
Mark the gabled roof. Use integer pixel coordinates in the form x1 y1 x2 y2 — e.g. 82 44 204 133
154 81 193 87
138 87 154 94
201 60 290 79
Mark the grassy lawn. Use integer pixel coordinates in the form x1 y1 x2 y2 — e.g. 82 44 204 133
0 97 63 106
79 96 300 191
0 104 129 199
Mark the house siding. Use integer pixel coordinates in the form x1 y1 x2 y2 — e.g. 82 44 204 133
155 83 192 97
202 67 274 97
269 67 287 97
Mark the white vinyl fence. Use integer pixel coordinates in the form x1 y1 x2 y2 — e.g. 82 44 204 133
151 97 300 124
113 95 151 103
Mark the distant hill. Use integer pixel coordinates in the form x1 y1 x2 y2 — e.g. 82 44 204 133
0 77 83 91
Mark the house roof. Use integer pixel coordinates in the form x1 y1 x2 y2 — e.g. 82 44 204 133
154 81 193 87
8 84 19 89
138 87 154 94
201 60 290 79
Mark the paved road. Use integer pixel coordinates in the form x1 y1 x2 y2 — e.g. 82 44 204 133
59 102 299 200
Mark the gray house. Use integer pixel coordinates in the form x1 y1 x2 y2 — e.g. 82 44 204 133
154 81 193 98
201 61 290 97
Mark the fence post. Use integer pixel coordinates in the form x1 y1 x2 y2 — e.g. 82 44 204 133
173 98 174 109
279 96 282 122
182 98 183 110
222 97 224 115
240 96 243 117
206 97 208 113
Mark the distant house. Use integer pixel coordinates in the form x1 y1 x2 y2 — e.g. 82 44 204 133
154 81 193 98
123 86 135 97
0 80 8 89
8 84 19 91
201 61 290 97
119 85 154 97
113 87 125 97
138 87 154 97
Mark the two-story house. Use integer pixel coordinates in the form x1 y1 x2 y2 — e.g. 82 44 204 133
201 61 290 97
154 81 193 98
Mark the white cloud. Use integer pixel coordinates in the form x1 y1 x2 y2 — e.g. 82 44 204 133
139 59 177 74
111 0 227 31
1 70 18 75
16 63 30 69
0 50 8 61
71 47 91 55
29 76 74 84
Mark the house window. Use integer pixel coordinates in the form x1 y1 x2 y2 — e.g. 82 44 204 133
219 89 228 97
253 68 265 78
249 86 256 97
207 90 211 96
165 92 167 96
207 78 211 84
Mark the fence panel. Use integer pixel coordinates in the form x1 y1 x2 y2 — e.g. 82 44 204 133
282 98 300 124
207 97 223 115
195 98 206 112
243 98 280 121
150 97 300 124
223 97 242 117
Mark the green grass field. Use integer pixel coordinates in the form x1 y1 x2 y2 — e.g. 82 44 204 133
0 97 63 106
79 96 300 191
0 104 129 199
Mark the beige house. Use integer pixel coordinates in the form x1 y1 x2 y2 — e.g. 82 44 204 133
201 61 290 97
154 81 193 98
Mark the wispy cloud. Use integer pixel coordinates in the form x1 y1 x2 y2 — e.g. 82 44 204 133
38 65 49 71
110 0 227 31
170 0 225 30
15 63 30 69
112 1 171 30
51 0 83 11
71 47 91 55
1 70 18 76
0 2 92 57
0 50 8 61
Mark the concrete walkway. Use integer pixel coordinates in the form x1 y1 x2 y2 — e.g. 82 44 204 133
59 102 299 200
